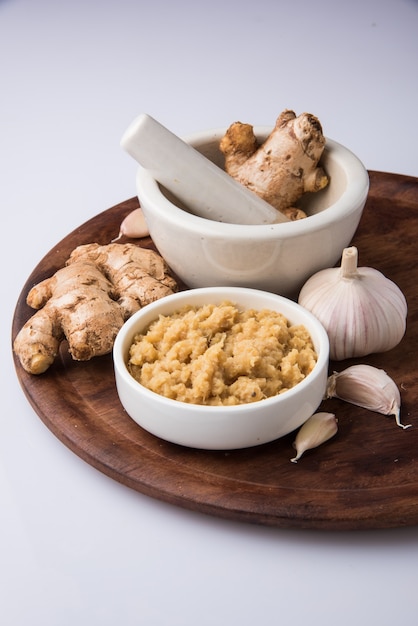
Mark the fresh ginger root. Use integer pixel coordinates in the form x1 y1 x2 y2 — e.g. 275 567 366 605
219 110 329 219
14 243 178 375
67 243 178 319
14 261 125 374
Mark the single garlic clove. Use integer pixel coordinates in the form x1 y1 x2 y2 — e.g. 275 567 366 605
326 364 411 429
290 412 338 463
298 246 408 361
112 207 150 242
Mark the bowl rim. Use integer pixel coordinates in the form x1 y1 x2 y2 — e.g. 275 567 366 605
113 286 330 414
136 131 369 240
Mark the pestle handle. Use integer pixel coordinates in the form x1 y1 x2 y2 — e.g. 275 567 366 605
120 114 287 225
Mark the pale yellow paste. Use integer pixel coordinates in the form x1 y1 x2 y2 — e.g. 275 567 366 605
128 301 317 406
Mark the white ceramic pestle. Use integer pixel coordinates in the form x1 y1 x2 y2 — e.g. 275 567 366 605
120 114 287 225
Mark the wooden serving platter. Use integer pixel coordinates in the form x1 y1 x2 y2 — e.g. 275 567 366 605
12 171 418 531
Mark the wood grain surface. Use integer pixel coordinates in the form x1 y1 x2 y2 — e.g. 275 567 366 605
11 171 418 530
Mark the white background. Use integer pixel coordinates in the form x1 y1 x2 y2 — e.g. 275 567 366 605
2 1 418 624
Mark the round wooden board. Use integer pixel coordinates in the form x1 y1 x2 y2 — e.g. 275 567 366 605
12 171 418 531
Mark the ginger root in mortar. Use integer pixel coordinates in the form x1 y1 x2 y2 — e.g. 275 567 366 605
220 109 329 220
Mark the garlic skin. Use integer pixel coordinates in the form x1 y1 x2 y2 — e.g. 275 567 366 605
298 247 407 361
290 412 338 463
326 364 411 429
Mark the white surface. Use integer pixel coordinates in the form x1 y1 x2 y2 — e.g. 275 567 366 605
2 0 418 624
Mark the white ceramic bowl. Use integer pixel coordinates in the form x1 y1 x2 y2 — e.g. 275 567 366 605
113 286 329 450
136 127 369 297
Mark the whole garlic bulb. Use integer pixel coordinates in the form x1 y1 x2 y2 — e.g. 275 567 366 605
298 247 407 361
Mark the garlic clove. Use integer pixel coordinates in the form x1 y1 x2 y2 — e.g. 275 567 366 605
290 412 338 463
112 207 150 242
326 364 411 429
298 246 408 361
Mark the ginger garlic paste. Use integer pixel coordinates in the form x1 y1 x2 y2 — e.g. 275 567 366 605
127 301 317 406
